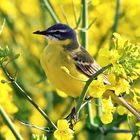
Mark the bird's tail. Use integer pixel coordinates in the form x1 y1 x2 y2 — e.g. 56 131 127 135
103 90 140 120
116 96 140 121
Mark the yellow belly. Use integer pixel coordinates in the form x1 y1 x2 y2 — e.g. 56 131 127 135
40 45 88 97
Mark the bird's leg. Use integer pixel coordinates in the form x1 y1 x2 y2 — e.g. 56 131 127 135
85 96 93 101
65 107 78 129
65 97 93 129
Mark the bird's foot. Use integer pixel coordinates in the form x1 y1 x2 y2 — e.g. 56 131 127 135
65 97 92 129
84 96 93 101
65 107 78 129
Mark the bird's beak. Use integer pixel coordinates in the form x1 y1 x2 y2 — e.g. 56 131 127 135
33 30 47 36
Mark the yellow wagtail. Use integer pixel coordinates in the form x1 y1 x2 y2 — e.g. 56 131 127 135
34 23 140 119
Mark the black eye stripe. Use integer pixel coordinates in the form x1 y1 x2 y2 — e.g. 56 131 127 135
46 25 76 40
50 31 60 34
48 31 57 34
55 31 60 33
47 30 65 40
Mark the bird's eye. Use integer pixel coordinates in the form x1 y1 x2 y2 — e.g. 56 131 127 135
55 31 60 34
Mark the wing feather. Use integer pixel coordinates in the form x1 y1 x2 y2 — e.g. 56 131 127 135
71 47 110 84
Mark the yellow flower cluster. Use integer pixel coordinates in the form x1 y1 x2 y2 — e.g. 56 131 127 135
89 33 140 124
0 70 18 139
54 119 74 140
101 97 115 124
107 75 130 96
0 71 18 114
89 76 105 98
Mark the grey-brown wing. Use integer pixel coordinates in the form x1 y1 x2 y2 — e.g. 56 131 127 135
71 47 110 84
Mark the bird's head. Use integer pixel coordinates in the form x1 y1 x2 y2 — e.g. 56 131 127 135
33 23 78 45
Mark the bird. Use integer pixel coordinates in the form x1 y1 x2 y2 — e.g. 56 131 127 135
33 23 140 120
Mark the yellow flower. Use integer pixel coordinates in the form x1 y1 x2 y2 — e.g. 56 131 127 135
136 122 140 127
97 48 120 67
117 105 129 115
102 97 115 113
18 0 40 17
131 94 140 111
113 33 125 49
54 119 74 140
28 93 47 134
0 70 18 114
101 97 115 124
89 76 106 98
107 75 130 96
101 112 113 124
115 78 130 95
73 121 83 134
1 125 16 140
97 48 110 66
110 64 127 78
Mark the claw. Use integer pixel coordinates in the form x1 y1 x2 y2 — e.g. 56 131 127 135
65 107 78 129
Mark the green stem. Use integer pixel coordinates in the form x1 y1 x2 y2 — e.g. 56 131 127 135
1 65 57 130
87 103 93 124
43 0 60 23
81 0 88 49
112 0 121 33
81 0 94 127
0 106 23 140
86 102 98 127
95 98 102 118
106 127 132 134
75 64 112 114
110 0 121 50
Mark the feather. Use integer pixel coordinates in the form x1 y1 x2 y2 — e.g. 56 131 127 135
71 47 110 84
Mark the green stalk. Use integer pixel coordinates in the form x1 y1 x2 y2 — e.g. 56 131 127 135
81 0 94 126
110 0 121 50
86 102 98 127
81 0 88 49
43 0 60 23
105 127 132 134
112 0 121 33
80 0 104 127
0 106 23 140
75 64 112 114
82 0 95 126
1 65 57 130
95 98 102 118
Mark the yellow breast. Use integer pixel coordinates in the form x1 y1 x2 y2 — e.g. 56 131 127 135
40 44 88 97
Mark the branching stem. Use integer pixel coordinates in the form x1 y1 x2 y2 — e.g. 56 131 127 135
1 65 57 130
